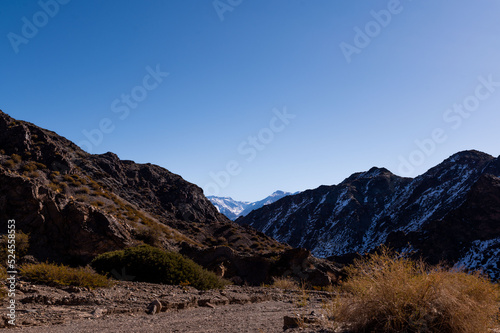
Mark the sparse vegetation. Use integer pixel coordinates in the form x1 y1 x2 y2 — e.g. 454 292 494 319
20 262 111 289
329 247 500 333
92 200 105 207
271 276 298 291
0 231 30 263
76 186 91 195
0 267 7 300
135 226 162 247
0 266 7 280
28 170 40 178
22 161 47 172
296 280 309 308
11 153 21 163
3 159 15 169
48 182 62 192
91 244 227 290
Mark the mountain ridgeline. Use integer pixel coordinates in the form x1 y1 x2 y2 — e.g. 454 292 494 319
1 109 499 283
208 191 295 220
0 110 345 287
0 110 287 264
237 151 500 279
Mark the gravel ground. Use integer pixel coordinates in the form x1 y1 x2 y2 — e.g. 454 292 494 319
11 301 332 333
1 281 337 332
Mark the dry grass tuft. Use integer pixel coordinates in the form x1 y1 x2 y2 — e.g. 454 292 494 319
272 276 299 291
20 262 112 289
329 246 500 333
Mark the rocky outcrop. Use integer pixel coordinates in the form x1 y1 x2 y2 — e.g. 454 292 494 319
0 110 287 265
0 171 133 264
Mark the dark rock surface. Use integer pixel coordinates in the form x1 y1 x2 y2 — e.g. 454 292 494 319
0 110 287 267
238 150 500 279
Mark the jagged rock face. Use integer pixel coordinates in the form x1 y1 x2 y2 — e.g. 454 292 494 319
0 110 287 264
237 167 410 255
0 171 132 264
237 150 500 279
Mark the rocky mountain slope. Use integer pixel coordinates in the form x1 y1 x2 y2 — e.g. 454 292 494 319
237 151 500 279
208 191 295 220
0 110 287 266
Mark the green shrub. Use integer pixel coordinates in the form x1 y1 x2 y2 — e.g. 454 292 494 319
329 247 500 333
91 245 226 290
20 262 111 289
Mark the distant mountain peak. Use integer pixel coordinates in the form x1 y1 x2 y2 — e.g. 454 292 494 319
209 191 296 220
445 149 493 163
360 167 392 178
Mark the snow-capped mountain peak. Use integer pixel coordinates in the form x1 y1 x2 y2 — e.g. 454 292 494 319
208 191 296 220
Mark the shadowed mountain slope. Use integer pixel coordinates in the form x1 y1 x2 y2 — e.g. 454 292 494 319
237 151 500 279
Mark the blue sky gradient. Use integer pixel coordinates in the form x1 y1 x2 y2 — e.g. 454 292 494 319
1 0 500 201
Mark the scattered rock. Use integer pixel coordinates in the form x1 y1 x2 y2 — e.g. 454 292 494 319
204 302 216 309
63 286 83 293
91 308 107 318
283 314 303 329
303 310 324 324
147 299 162 315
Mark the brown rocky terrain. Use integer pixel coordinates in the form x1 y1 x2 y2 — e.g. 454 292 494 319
0 110 283 264
0 110 340 286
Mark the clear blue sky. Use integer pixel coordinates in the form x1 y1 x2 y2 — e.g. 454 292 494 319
1 1 500 201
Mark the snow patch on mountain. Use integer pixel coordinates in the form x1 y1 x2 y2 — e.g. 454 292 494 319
237 150 500 279
454 238 500 279
208 191 296 220
207 196 250 220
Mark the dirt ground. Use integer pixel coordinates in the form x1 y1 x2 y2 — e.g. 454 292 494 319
0 281 338 332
